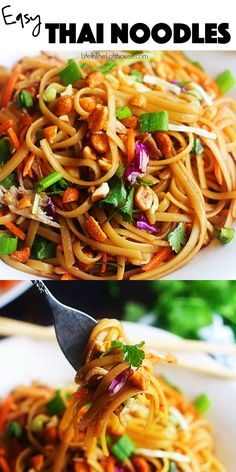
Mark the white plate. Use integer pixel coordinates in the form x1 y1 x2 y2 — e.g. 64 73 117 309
0 51 236 280
0 281 31 308
0 322 235 470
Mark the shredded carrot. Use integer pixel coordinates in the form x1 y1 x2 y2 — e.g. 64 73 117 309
5 222 26 240
0 120 13 134
30 454 44 471
127 128 135 164
142 246 172 272
214 160 223 186
133 456 150 472
73 388 88 401
101 252 107 274
61 273 76 280
7 126 20 150
23 153 35 177
74 462 90 472
57 244 64 252
63 187 79 204
1 63 21 108
18 112 33 133
0 457 10 472
44 425 57 444
39 160 50 177
106 456 115 472
0 395 14 432
18 125 29 146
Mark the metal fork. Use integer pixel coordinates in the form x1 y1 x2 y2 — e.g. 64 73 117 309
32 281 96 371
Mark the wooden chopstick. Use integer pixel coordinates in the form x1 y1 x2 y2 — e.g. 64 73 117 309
1 317 236 379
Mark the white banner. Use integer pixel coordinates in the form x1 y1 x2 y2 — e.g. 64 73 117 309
0 0 235 52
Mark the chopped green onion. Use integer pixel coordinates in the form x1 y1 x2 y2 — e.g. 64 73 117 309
0 233 18 256
116 106 132 121
35 171 63 193
31 414 49 433
0 172 16 189
216 70 235 94
17 89 33 108
31 235 56 260
46 391 66 416
43 86 57 102
214 226 234 244
32 193 40 215
168 463 178 472
7 421 22 438
0 139 11 165
59 59 82 85
111 434 136 462
98 61 117 74
130 70 143 83
194 393 212 414
140 111 169 132
191 137 204 155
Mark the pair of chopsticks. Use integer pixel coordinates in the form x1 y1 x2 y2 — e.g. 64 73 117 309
1 316 236 379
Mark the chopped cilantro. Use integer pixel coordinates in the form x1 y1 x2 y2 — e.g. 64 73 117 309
100 172 134 223
167 223 187 253
191 138 204 155
136 177 154 186
168 463 178 472
111 340 145 368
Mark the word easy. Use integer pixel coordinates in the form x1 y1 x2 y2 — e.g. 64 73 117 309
1 4 41 37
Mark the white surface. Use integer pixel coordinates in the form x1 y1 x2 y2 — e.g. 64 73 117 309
0 322 235 470
0 281 31 308
0 51 236 280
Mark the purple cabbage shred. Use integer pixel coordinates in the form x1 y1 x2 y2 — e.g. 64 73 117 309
124 141 149 184
108 367 131 396
136 215 159 234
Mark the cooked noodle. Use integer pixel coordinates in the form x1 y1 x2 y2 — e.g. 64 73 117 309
0 52 235 279
0 319 225 471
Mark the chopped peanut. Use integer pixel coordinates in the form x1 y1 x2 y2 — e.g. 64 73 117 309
154 132 172 158
73 462 90 472
88 105 108 132
130 367 150 391
122 115 139 129
98 158 111 172
91 133 109 154
44 426 58 444
3 191 13 205
85 216 107 243
11 247 30 263
30 455 44 472
80 97 97 113
91 183 110 202
133 456 151 472
63 187 79 204
53 96 74 116
43 126 58 144
86 70 104 88
17 195 32 209
61 273 76 280
129 93 147 109
135 185 153 211
82 146 97 161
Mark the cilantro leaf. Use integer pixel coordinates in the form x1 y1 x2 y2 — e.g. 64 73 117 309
101 174 127 208
120 187 134 223
46 178 69 195
167 223 187 253
111 340 145 368
191 138 204 155
100 173 135 222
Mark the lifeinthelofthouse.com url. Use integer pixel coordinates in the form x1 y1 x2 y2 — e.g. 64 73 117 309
79 52 149 60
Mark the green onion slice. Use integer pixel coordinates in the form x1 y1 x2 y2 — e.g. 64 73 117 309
116 106 132 121
140 111 169 132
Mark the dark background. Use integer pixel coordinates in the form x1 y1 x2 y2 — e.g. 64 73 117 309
0 282 153 325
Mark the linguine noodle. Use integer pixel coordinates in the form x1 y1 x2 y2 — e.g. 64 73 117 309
0 52 235 279
0 319 225 471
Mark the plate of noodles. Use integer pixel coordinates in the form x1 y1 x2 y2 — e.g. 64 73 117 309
0 280 31 308
0 51 236 280
0 320 235 471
